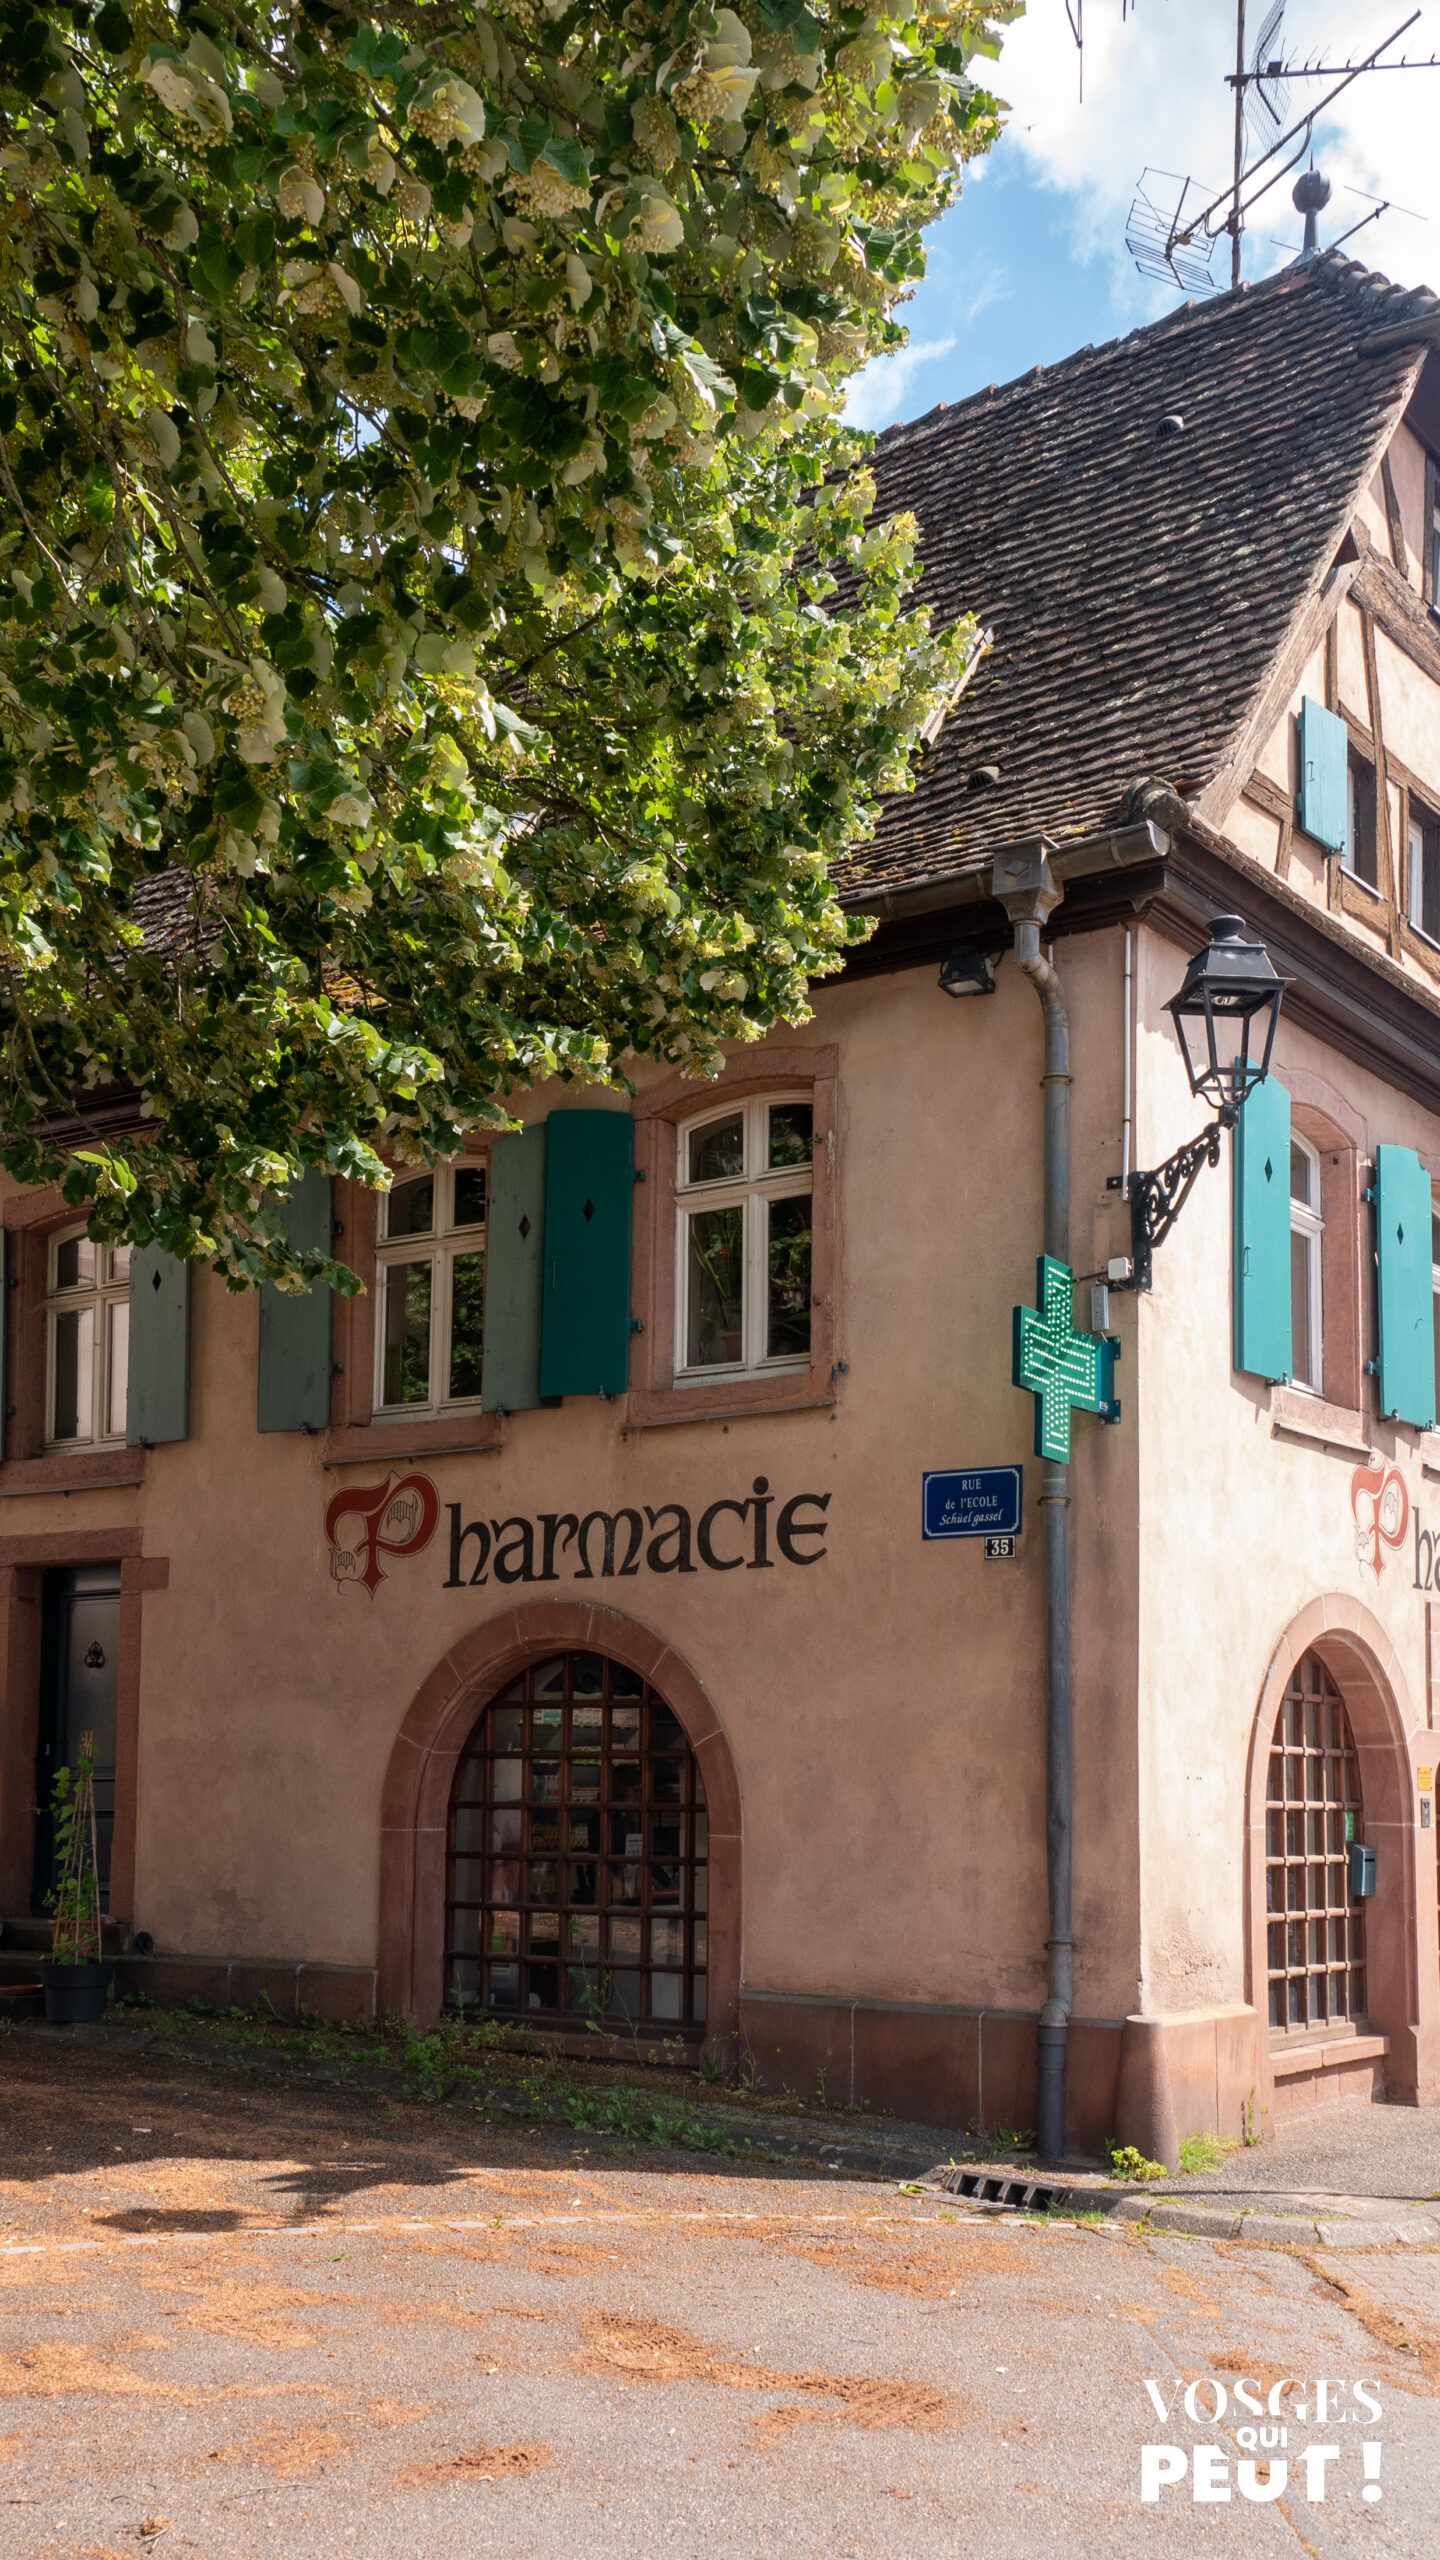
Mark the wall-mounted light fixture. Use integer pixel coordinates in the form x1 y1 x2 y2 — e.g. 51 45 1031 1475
1109 913 1289 1292
937 942 997 998
1165 912 1287 1116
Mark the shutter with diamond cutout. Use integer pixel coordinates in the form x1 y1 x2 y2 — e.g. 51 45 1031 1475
1374 1142 1437 1428
1233 1073 1292 1383
126 1245 191 1445
538 1110 634 1399
256 1169 333 1433
482 1121 548 1413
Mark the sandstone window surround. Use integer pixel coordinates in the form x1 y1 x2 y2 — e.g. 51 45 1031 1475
0 1194 146 1496
625 1044 838 1432
1263 1079 1367 1454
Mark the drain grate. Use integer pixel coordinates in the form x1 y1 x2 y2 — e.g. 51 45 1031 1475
940 2168 1072 2212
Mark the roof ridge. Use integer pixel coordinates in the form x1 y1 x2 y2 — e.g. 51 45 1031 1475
870 249 1430 454
847 247 1427 904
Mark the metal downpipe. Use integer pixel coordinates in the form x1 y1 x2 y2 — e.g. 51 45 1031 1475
1012 914 1073 2165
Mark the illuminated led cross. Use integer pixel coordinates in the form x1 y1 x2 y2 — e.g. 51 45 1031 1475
1012 1255 1120 1463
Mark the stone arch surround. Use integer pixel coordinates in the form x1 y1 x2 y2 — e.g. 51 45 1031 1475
1244 1595 1439 2116
377 1600 741 2053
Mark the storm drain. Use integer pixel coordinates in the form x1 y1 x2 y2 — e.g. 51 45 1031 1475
940 2168 1072 2212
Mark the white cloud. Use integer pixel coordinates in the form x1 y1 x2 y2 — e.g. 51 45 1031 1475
843 334 959 429
996 0 1440 306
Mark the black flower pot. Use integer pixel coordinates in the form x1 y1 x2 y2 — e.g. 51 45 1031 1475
41 1960 111 2024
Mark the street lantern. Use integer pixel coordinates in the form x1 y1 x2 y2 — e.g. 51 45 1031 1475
1163 913 1289 1123
1111 912 1288 1293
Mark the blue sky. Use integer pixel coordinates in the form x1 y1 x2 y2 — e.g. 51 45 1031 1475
844 0 1440 433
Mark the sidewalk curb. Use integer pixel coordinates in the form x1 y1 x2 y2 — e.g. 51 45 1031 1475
1106 2192 1440 2247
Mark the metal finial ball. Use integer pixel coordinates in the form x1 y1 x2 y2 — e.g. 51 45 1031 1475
1293 170 1333 214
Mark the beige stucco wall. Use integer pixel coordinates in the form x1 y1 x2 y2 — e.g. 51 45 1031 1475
1130 913 1438 2031
0 940 1145 2027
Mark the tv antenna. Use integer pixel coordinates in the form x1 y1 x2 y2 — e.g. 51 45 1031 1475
1267 177 1427 258
1067 0 1147 104
1123 4 1440 296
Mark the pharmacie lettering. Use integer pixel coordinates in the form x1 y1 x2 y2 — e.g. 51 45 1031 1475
443 1480 830 1588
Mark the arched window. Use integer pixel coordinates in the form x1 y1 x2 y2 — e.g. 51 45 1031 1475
1266 1652 1366 2032
445 1650 708 2032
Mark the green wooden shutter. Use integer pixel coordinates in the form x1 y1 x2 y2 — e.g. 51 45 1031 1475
1374 1143 1437 1427
257 1168 333 1433
126 1246 191 1445
539 1110 634 1399
1233 1073 1292 1383
1297 697 1348 854
482 1122 547 1413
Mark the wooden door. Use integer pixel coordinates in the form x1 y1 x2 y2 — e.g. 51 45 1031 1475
33 1564 121 1913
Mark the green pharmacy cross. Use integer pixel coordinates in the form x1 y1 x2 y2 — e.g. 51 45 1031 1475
1012 1256 1121 1462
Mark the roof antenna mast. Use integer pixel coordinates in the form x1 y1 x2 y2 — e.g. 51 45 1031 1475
1231 0 1247 286
1124 7 1440 298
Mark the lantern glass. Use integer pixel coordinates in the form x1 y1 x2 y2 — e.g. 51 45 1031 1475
1164 915 1287 1118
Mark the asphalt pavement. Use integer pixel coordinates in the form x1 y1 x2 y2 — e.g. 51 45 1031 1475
1 2039 1438 2557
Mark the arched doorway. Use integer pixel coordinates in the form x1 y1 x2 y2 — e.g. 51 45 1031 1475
377 1600 740 2051
1245 1599 1439 2117
1264 1652 1366 2034
445 1648 708 2033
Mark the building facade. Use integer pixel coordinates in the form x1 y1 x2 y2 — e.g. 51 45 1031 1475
5 253 1440 2161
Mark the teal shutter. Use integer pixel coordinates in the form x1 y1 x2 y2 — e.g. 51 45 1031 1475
1297 697 1348 854
482 1122 547 1413
1374 1143 1437 1427
257 1168 333 1433
126 1246 191 1445
539 1110 634 1398
1233 1074 1292 1383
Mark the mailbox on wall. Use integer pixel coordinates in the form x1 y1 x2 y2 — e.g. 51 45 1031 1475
1350 1843 1377 1900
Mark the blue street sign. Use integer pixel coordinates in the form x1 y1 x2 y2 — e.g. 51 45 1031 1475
922 1467 1023 1542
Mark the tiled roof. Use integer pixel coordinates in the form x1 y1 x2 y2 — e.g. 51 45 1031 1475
841 253 1439 905
129 865 206 955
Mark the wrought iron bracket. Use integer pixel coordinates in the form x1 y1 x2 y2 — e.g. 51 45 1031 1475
1106 1106 1235 1294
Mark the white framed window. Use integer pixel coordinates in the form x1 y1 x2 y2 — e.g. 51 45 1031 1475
45 1227 131 1447
1410 803 1440 943
1345 754 1379 890
675 1094 813 1381
374 1162 487 1415
1290 1135 1324 1394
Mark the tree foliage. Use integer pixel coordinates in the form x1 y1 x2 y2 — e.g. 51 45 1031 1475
0 0 1014 1285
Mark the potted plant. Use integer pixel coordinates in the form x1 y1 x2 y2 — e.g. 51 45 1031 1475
42 1733 110 2023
